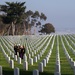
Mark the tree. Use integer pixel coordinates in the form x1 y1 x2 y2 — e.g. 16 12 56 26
25 10 33 34
0 2 26 35
31 11 47 34
0 2 49 35
39 23 55 34
40 12 47 21
23 10 47 35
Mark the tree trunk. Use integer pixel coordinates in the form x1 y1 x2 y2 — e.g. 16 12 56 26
27 24 31 35
0 30 4 36
23 22 26 35
7 25 11 35
12 22 15 35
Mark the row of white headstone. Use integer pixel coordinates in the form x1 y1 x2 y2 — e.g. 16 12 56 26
0 65 20 75
0 38 12 55
1 38 24 68
38 35 55 73
63 35 75 55
24 35 52 67
0 65 40 75
67 35 75 47
0 35 52 71
54 35 61 75
0 35 51 75
25 36 50 63
1 35 75 75
26 35 49 55
2 36 14 51
24 35 46 55
66 35 75 55
60 36 75 75
32 35 55 75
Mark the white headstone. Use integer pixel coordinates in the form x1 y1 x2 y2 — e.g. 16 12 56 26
14 67 19 75
29 58 33 65
74 66 75 75
23 61 28 70
46 57 48 63
17 52 19 57
34 56 37 62
12 53 14 58
38 62 43 72
23 54 27 61
14 55 17 61
28 54 31 59
10 60 14 69
32 52 34 57
0 66 2 75
10 51 11 56
54 72 61 75
55 64 60 73
27 50 29 54
7 56 10 63
42 59 46 67
56 60 60 65
18 57 21 64
33 69 39 75
37 54 40 60
34 50 36 54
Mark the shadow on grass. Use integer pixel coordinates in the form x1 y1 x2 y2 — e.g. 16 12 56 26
20 69 32 75
39 71 54 75
3 67 13 75
40 71 73 75
3 67 33 75
2 67 73 75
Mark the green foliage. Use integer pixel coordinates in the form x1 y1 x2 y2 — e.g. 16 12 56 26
40 13 47 21
26 10 33 17
31 11 40 18
39 23 55 34
0 2 26 24
0 1 55 35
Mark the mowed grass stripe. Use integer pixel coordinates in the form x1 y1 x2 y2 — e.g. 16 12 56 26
62 35 75 61
28 36 53 70
0 47 13 75
0 39 10 55
59 35 73 75
1 35 75 75
65 35 75 50
40 35 56 75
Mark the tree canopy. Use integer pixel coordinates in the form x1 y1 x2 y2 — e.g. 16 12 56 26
0 2 26 24
0 1 55 35
39 23 55 34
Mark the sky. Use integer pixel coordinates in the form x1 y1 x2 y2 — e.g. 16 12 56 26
0 0 75 33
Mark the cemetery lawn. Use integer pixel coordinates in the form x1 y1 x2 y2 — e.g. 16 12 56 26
0 35 75 75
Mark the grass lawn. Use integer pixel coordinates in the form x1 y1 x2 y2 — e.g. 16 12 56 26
0 35 75 75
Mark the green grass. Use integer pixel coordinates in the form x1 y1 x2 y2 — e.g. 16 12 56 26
59 35 73 75
0 35 75 75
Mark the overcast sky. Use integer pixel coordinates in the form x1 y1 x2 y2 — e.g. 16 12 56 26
0 0 75 33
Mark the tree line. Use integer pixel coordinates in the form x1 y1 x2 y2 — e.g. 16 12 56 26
0 1 55 35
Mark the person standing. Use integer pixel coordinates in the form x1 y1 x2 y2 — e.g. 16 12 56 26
20 45 25 59
14 44 18 55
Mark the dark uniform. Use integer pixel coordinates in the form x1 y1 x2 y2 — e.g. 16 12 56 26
14 45 18 55
20 46 25 59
